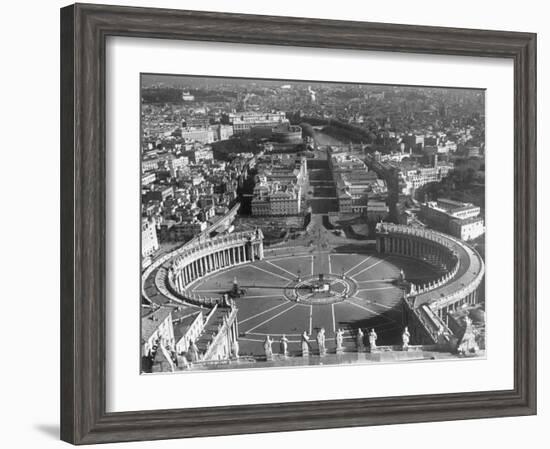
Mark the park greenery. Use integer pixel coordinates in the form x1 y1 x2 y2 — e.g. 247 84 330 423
423 157 485 208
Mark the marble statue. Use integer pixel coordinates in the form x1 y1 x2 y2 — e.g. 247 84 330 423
399 269 406 282
264 335 273 360
189 340 199 363
316 328 326 356
280 335 289 357
356 328 365 351
368 328 378 350
402 326 411 350
457 316 479 355
335 328 344 353
176 351 189 369
301 331 310 356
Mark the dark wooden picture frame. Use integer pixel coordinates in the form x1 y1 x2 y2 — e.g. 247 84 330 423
60 3 537 445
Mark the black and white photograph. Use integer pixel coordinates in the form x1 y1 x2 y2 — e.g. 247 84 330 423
140 74 487 373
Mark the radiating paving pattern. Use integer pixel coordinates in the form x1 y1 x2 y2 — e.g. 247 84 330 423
188 248 439 357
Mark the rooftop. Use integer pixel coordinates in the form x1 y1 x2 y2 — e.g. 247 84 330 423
141 307 172 341
173 311 202 342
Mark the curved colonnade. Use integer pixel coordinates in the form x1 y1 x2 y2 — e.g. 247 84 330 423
376 223 461 297
142 230 264 308
376 223 485 345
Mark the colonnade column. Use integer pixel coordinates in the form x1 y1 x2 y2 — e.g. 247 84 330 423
182 271 186 290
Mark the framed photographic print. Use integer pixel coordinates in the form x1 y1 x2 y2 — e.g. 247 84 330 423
60 3 537 445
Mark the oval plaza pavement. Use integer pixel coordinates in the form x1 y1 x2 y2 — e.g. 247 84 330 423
187 247 440 356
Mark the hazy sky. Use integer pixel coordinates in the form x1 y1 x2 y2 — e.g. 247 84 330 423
141 73 484 94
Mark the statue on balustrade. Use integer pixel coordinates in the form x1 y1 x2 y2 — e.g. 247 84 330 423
264 335 273 361
176 353 189 369
457 316 479 355
316 328 326 356
368 328 378 351
356 328 365 351
189 340 199 363
335 328 344 353
402 326 411 350
232 339 240 360
280 335 289 357
301 331 310 356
